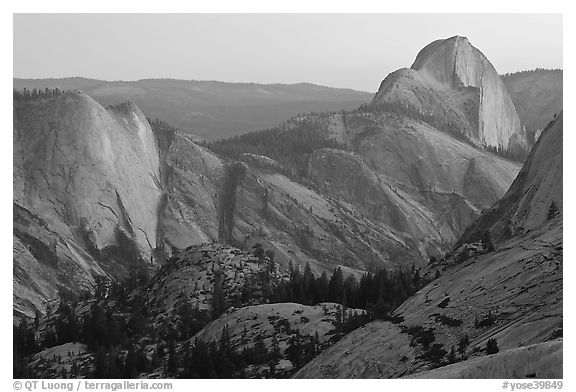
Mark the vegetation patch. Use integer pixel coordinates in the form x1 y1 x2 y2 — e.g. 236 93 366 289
432 313 463 327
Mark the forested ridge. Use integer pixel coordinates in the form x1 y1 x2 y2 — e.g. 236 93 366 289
203 116 349 179
14 242 428 378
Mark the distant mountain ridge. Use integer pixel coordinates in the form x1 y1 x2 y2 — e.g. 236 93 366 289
501 69 563 142
13 77 372 140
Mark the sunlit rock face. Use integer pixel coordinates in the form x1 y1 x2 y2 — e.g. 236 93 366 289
14 93 162 259
458 112 563 246
373 36 526 152
13 93 223 317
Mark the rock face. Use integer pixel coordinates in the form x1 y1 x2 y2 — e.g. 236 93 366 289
406 340 562 379
293 320 415 378
232 167 427 275
28 342 94 379
13 93 223 318
191 302 365 377
373 36 526 153
295 109 562 379
458 112 562 246
296 211 562 379
154 127 224 257
13 204 106 320
144 243 283 324
14 93 162 260
300 112 519 262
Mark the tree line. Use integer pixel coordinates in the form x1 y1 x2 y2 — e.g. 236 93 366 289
264 261 425 314
13 87 70 100
203 118 349 179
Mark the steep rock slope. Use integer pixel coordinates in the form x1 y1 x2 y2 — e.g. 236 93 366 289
191 302 365 377
296 208 562 379
458 112 562 246
295 110 562 379
144 243 284 325
307 147 477 256
14 93 162 261
153 123 224 258
13 204 105 320
231 39 525 267
28 342 94 379
205 107 520 275
406 340 562 379
13 94 223 317
373 36 526 152
302 113 519 259
502 69 563 138
230 164 428 274
325 113 519 209
293 320 415 378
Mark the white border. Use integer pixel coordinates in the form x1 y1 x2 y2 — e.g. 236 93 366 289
2 3 571 390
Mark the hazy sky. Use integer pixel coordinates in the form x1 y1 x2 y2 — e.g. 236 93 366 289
13 14 562 92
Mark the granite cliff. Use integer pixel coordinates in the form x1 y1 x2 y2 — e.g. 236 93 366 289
373 36 526 154
13 93 223 318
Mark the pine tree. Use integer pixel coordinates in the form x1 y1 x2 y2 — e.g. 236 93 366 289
328 267 344 303
166 339 177 375
547 200 560 220
265 250 276 275
262 188 269 218
253 333 268 363
482 230 495 252
458 334 470 358
252 243 265 264
271 333 281 360
486 338 499 355
303 263 314 304
211 273 226 319
448 346 457 364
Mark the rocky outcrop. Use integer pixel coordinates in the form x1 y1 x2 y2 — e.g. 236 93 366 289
231 167 427 274
406 340 562 379
294 110 562 379
219 107 520 274
28 343 94 379
144 243 284 324
191 302 365 377
155 130 224 258
13 204 106 320
13 94 223 317
330 113 519 208
293 320 415 378
14 93 162 261
458 112 562 246
373 36 526 153
308 148 477 254
295 218 562 378
309 113 519 255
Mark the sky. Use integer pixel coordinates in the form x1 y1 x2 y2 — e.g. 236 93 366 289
13 13 563 92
